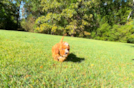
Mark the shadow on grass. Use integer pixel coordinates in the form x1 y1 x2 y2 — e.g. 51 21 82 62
65 53 85 63
131 46 134 47
128 43 134 47
132 59 134 60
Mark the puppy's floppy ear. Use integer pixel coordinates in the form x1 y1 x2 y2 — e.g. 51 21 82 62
55 46 60 54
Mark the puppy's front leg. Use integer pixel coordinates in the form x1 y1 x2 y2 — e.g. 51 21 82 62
58 56 66 62
53 54 61 61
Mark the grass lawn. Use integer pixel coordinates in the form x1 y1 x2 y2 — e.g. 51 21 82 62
0 30 134 87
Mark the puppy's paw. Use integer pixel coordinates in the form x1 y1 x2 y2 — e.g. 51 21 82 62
58 56 66 62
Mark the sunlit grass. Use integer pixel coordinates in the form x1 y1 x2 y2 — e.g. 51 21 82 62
0 30 134 87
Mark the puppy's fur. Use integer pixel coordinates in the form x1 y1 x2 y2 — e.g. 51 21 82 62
52 36 70 62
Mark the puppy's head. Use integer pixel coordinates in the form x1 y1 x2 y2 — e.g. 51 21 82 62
59 42 70 57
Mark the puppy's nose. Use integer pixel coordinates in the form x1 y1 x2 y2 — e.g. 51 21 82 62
65 52 68 54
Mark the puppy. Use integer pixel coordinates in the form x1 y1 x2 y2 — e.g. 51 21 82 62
52 36 70 62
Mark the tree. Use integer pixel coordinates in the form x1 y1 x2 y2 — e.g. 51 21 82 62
127 0 134 21
0 0 18 30
35 0 93 37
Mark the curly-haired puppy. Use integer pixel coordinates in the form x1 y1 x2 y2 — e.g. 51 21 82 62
52 36 70 62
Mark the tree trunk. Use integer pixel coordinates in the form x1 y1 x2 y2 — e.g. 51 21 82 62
16 1 22 29
127 0 134 21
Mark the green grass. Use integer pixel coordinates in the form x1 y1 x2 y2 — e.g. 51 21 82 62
0 30 134 87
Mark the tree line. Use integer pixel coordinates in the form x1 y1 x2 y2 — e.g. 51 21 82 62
0 0 134 43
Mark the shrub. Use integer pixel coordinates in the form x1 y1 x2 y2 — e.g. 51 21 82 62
84 31 91 38
127 34 134 43
91 21 134 43
127 38 134 43
20 15 35 32
35 23 52 34
110 24 133 42
94 22 111 40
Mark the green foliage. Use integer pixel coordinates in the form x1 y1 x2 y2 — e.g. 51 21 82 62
34 0 133 40
92 20 134 43
35 0 92 36
0 0 18 30
21 15 36 32
127 34 134 43
110 23 134 42
96 23 111 40
23 0 43 17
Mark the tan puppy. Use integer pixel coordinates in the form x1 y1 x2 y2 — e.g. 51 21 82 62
52 36 70 62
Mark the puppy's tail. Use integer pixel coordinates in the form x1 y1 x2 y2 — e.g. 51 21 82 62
60 34 66 43
60 36 64 43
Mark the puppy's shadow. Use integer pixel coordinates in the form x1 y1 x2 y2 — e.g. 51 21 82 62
65 53 85 63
